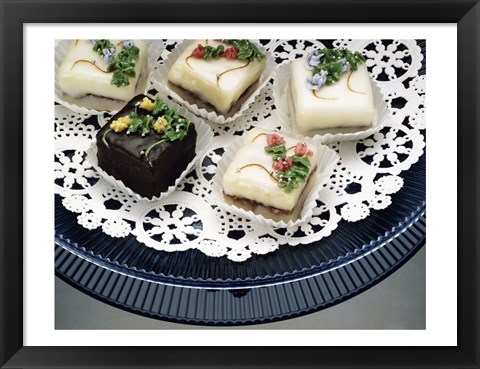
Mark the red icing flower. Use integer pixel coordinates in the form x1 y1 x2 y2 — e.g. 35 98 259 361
266 134 286 147
294 142 314 157
222 46 238 59
191 44 205 58
272 156 293 171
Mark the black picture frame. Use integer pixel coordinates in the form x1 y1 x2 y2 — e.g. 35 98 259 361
1 0 478 368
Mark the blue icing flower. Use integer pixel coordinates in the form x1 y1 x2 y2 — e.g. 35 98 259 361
306 70 328 90
304 50 324 70
91 39 97 44
102 48 116 64
123 40 134 48
341 58 351 73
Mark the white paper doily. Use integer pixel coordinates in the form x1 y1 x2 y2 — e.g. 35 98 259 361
54 39 425 262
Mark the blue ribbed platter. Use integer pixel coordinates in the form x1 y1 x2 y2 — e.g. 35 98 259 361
55 152 425 325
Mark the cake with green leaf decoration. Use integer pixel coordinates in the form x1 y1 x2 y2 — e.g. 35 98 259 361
223 128 318 220
168 39 267 115
96 94 197 199
58 39 148 104
290 48 374 134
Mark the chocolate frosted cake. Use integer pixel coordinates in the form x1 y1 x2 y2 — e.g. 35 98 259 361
96 94 197 198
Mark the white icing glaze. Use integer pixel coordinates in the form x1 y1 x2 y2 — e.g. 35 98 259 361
57 39 147 101
290 59 374 132
223 128 318 212
167 40 267 114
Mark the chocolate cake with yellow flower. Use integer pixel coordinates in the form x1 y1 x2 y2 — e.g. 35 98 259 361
96 94 197 198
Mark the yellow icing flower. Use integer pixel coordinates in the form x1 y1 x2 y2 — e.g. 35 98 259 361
153 116 168 133
138 97 155 111
110 115 132 132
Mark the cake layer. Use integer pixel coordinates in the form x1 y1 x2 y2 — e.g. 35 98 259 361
96 95 197 198
223 128 318 212
167 40 266 114
290 60 374 132
58 39 148 101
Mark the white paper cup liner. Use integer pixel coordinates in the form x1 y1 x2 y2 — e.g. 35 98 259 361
273 62 391 144
152 40 277 124
212 132 340 228
86 105 214 201
55 40 165 116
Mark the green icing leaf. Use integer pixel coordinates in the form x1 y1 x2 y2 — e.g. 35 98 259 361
93 40 141 88
311 48 366 87
264 144 286 161
108 97 192 162
223 39 265 61
141 115 153 135
203 44 225 60
276 169 301 193
152 97 169 116
264 141 313 193
118 46 139 60
128 117 143 133
111 70 130 87
292 155 311 169
162 116 190 142
92 39 115 53
126 109 153 135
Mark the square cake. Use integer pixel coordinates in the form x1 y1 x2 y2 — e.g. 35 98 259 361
96 94 197 198
168 39 267 115
58 39 148 103
290 48 375 134
223 128 318 219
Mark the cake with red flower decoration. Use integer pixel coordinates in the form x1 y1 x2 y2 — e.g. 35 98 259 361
222 128 318 219
290 47 374 134
167 39 267 115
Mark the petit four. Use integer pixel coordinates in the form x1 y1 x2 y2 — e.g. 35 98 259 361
167 39 267 115
96 94 197 198
223 128 318 220
58 39 148 105
290 48 374 134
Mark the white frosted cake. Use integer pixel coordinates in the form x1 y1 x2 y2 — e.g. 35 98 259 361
223 128 318 216
58 39 148 102
290 49 374 134
168 39 267 115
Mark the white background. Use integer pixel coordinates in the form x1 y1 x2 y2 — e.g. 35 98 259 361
24 24 456 346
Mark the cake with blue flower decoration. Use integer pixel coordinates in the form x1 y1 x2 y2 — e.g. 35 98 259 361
290 48 374 134
58 39 148 105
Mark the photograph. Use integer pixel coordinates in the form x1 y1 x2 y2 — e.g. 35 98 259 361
1 0 478 367
54 38 427 329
